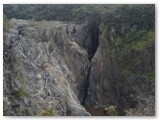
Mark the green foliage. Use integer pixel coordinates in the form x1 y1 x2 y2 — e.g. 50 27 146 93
3 104 9 116
3 111 8 116
116 30 155 75
132 31 155 51
101 22 155 75
3 4 155 26
112 30 155 53
141 71 155 80
99 4 155 99
105 106 118 116
3 4 104 22
41 108 59 116
12 88 28 100
3 14 10 32
103 5 155 30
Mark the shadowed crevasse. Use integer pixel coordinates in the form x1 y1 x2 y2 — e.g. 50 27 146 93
80 21 100 105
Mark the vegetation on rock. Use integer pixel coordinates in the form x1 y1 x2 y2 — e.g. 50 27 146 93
12 88 28 100
3 14 10 32
104 106 118 116
41 108 59 116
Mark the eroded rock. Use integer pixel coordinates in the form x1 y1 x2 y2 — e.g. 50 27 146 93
3 19 91 116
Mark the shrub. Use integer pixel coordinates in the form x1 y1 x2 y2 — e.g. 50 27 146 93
104 105 118 116
41 108 59 116
3 14 10 32
12 88 28 100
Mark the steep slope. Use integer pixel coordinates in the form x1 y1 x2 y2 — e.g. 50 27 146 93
3 19 98 116
84 18 155 116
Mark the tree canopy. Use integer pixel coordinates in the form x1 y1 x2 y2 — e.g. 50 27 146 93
3 4 154 25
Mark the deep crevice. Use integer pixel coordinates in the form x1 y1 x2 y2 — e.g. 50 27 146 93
87 22 100 62
81 21 100 105
82 65 91 105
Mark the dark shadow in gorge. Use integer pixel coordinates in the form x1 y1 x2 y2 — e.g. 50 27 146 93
82 21 99 105
77 21 100 105
77 21 126 116
87 21 99 62
76 21 124 116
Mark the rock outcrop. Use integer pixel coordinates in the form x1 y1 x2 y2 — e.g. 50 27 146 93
3 18 155 116
84 22 155 115
3 19 95 116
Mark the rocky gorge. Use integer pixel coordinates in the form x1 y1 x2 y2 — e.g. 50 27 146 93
3 5 155 116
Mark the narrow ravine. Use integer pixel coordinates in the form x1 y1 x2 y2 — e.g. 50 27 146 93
81 21 100 106
82 65 91 105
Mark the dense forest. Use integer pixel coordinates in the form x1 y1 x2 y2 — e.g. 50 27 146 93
4 4 154 25
3 4 112 21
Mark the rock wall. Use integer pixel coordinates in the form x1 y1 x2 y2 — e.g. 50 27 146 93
84 22 155 115
3 19 155 116
3 19 95 116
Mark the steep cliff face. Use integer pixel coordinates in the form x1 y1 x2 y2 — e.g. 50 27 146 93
84 22 155 115
3 17 155 116
3 19 98 116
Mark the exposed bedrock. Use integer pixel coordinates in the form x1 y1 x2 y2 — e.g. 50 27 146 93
3 19 154 116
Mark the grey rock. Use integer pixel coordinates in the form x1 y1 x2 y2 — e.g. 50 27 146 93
3 19 91 116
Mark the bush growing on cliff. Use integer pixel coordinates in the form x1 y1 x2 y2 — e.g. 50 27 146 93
104 106 118 116
3 103 9 116
41 108 59 116
12 88 28 100
3 14 10 32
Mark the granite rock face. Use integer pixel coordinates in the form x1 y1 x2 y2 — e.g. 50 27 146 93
84 23 155 115
3 19 94 116
3 19 155 116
